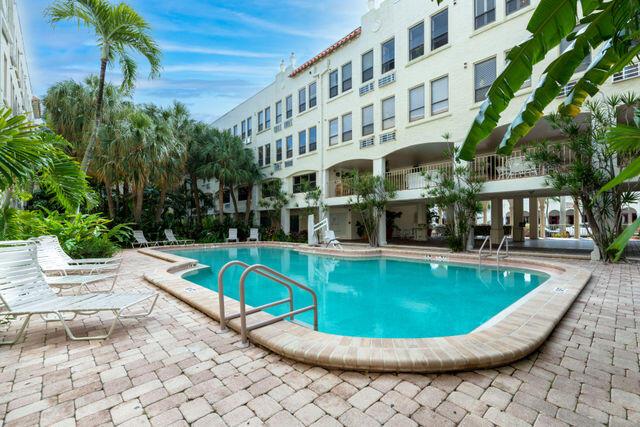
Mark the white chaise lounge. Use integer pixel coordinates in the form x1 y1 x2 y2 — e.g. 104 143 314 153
32 238 119 275
0 241 158 344
226 228 239 242
324 230 343 250
247 228 260 242
132 230 167 248
39 235 121 265
164 229 194 245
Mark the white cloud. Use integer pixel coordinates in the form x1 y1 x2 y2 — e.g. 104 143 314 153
159 41 281 59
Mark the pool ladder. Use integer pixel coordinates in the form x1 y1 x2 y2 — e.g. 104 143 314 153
217 261 318 346
479 235 509 264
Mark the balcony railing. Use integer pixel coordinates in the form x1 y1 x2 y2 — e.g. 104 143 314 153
329 178 355 197
386 161 453 191
613 63 639 83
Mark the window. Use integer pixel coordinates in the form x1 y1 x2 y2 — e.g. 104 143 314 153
309 82 317 108
275 101 282 124
560 27 591 73
247 117 252 136
362 105 374 136
431 9 448 50
233 125 238 136
265 107 271 129
309 126 317 151
293 173 317 193
265 143 271 164
238 186 249 201
475 0 496 29
258 111 264 132
258 146 264 167
298 88 306 113
382 97 395 130
342 62 352 92
299 130 307 155
276 139 283 161
329 70 339 98
241 120 246 139
431 76 449 114
362 50 374 82
286 95 293 119
329 118 339 145
342 113 352 142
474 57 496 102
409 85 425 122
506 0 529 15
381 38 395 73
286 135 293 158
409 22 424 61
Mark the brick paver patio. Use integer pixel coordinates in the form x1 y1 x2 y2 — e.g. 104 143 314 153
1 250 638 426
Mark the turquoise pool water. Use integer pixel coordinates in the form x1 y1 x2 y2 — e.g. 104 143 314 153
171 247 548 338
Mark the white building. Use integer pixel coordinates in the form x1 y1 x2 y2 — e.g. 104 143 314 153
0 0 38 120
212 0 640 245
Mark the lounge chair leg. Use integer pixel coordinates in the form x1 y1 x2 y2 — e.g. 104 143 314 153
56 310 120 341
0 314 32 345
119 294 159 318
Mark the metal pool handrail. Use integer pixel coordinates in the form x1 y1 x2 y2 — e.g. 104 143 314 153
497 235 509 260
216 261 318 345
478 235 492 262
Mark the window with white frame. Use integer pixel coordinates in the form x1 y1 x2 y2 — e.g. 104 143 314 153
409 85 425 122
276 139 282 161
298 88 306 113
362 50 374 83
382 97 395 130
241 120 246 138
258 146 263 167
233 124 238 136
329 70 339 98
342 113 352 142
247 117 252 136
275 100 282 124
285 95 293 119
409 22 424 61
286 135 293 158
258 111 264 132
329 118 339 146
293 173 317 193
431 76 449 114
506 0 529 15
265 107 271 128
474 0 496 30
431 9 448 50
264 143 271 164
309 126 317 151
474 57 496 102
309 82 317 108
362 105 374 136
381 38 395 74
299 129 307 155
342 62 352 92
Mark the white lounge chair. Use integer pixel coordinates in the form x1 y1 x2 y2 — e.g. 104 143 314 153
44 273 118 294
132 230 167 247
226 228 239 242
0 241 158 344
38 235 121 265
247 228 260 242
324 230 343 250
32 238 119 276
164 229 194 245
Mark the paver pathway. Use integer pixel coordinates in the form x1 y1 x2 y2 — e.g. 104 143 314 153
0 250 638 426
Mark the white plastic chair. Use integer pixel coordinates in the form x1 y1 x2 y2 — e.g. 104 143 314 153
164 229 195 245
226 228 239 242
0 241 158 345
247 228 260 242
323 230 343 250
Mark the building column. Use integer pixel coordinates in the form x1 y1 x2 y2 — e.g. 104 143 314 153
373 157 387 246
529 196 538 240
512 197 524 242
320 169 330 213
574 198 581 239
559 196 567 234
482 201 489 224
490 198 504 245
538 198 547 239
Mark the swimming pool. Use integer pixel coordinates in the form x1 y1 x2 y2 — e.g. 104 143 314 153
171 246 548 339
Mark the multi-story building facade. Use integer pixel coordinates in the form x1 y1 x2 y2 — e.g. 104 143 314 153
0 0 37 120
212 0 639 245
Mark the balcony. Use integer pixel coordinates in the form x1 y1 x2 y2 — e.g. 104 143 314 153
386 160 453 191
328 177 354 197
613 63 639 83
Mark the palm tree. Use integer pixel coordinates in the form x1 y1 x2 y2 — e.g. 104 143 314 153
186 122 210 227
237 148 262 225
46 0 161 174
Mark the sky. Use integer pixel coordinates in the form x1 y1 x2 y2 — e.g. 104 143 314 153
19 0 366 122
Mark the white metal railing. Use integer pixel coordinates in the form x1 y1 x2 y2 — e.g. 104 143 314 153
380 130 396 144
557 80 577 98
613 63 639 83
274 124 282 133
329 177 354 197
378 72 396 88
385 160 453 191
284 119 292 129
496 235 509 260
478 236 492 262
359 82 374 96
360 136 375 148
217 261 318 346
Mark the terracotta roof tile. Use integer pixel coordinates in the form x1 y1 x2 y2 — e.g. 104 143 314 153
289 27 362 78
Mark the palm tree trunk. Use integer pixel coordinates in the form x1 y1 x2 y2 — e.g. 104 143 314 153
244 184 253 224
134 183 144 224
155 186 167 224
105 177 115 219
80 57 108 173
122 181 130 217
190 173 202 226
230 186 240 220
218 179 225 219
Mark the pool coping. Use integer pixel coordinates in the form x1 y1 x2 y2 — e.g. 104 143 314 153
140 242 592 373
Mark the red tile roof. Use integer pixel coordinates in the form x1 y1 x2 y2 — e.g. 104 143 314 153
289 27 362 78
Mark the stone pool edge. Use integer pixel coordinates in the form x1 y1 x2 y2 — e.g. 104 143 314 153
139 242 591 373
